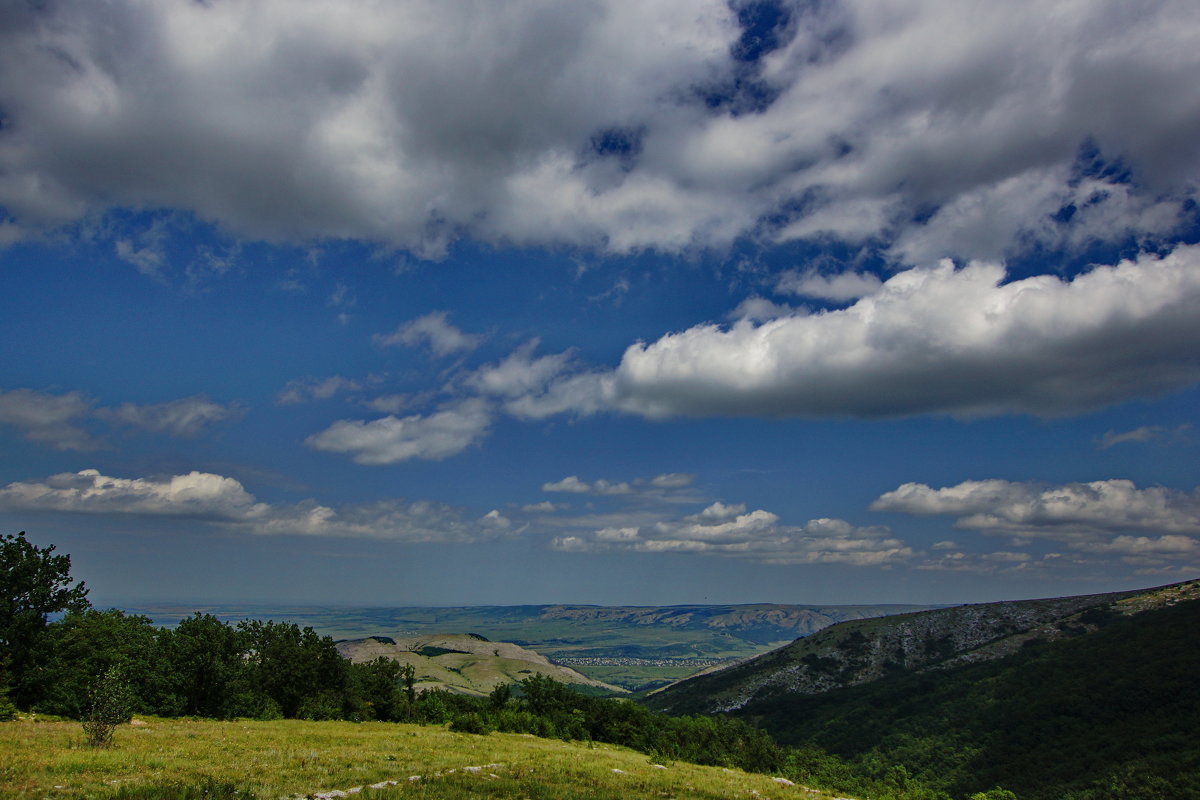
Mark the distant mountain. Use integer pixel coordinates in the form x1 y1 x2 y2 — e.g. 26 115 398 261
647 583 1194 714
336 633 624 696
534 603 935 646
646 579 1200 800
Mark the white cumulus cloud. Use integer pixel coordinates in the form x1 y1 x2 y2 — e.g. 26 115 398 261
602 245 1200 419
0 469 268 520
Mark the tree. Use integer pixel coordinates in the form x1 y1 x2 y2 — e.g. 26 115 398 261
237 620 350 718
0 532 90 707
28 608 157 718
156 613 247 717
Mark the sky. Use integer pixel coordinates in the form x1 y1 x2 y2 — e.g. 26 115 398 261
1 0 1199 608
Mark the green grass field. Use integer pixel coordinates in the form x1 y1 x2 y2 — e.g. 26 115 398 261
0 716 844 800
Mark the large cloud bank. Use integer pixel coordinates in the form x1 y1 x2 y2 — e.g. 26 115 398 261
492 246 1200 421
605 246 1200 418
2 0 1197 257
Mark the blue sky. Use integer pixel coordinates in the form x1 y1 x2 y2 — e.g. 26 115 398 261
2 0 1199 607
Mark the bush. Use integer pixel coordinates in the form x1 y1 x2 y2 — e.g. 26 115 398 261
82 667 134 747
449 711 494 735
0 683 17 721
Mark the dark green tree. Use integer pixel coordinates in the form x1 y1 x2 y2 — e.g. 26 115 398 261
156 613 247 717
0 532 90 707
237 620 349 718
28 608 157 718
350 656 408 721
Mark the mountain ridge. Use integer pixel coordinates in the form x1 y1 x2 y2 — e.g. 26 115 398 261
647 578 1200 714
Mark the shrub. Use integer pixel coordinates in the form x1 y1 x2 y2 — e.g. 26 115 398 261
82 667 134 747
449 711 494 735
0 682 17 721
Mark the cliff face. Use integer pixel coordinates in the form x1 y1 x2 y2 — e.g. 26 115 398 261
646 579 1200 714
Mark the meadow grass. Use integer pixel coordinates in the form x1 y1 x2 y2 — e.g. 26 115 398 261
1 716 844 800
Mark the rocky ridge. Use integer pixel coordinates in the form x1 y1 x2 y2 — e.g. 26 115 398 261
647 578 1200 714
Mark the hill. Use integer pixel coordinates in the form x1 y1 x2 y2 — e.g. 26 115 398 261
0 716 852 800
335 633 624 695
130 601 934 690
646 579 1199 714
648 579 1200 800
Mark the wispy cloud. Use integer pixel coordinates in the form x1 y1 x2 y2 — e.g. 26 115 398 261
276 376 363 405
775 269 882 302
541 472 695 497
305 398 492 464
98 396 244 437
542 476 633 496
1097 424 1191 449
0 388 240 448
0 388 97 450
374 312 482 357
551 501 912 566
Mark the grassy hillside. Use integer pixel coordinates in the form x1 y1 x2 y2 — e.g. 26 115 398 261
0 717 848 800
336 634 624 696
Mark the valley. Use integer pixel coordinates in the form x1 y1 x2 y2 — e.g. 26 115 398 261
128 601 934 691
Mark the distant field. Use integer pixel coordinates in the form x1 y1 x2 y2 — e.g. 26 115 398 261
0 717 844 800
125 603 933 690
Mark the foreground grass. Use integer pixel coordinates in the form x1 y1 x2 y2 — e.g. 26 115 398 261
0 716 848 800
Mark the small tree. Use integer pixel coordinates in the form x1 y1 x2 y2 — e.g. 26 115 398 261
82 667 133 747
489 682 511 710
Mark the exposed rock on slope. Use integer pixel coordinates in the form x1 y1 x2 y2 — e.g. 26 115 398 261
646 579 1200 715
336 633 624 696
